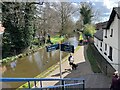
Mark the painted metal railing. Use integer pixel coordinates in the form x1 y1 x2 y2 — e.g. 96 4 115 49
0 78 85 90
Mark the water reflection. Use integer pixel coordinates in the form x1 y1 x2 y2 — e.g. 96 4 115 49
0 65 7 74
28 55 33 63
10 61 17 71
68 36 78 49
33 51 43 70
51 50 57 57
2 36 78 88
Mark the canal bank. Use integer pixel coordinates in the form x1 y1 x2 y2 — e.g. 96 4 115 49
2 36 79 88
33 45 111 88
1 35 65 64
20 45 81 88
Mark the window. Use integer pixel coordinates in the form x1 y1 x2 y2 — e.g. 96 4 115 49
97 40 98 47
105 30 107 38
110 29 113 37
100 42 102 47
108 46 113 61
105 44 107 51
100 48 102 51
104 52 107 55
104 44 107 55
100 42 102 51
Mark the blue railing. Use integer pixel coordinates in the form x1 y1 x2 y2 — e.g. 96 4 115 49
0 78 85 90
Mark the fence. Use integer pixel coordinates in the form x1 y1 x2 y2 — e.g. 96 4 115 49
0 78 85 90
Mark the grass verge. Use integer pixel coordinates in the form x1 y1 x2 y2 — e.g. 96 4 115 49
51 36 64 44
2 45 44 65
86 44 101 73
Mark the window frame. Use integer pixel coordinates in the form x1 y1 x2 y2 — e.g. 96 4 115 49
105 30 107 38
105 44 107 51
108 46 113 61
100 42 102 47
110 29 113 37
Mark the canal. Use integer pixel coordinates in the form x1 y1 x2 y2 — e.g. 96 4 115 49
1 36 79 88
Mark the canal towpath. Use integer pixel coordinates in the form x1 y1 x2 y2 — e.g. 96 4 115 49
35 45 111 88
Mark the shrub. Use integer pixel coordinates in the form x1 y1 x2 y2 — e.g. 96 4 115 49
83 24 96 37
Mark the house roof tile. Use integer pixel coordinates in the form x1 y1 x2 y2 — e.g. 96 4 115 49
94 30 103 41
95 21 108 30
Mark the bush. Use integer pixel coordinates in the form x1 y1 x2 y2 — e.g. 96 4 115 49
32 38 39 45
84 24 96 37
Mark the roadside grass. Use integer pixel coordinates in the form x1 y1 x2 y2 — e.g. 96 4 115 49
86 44 101 73
2 45 44 65
51 36 64 44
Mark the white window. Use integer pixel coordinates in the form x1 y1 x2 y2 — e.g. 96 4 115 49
104 44 107 55
100 42 102 47
105 30 107 38
110 29 113 37
108 46 113 61
97 40 98 47
105 44 107 51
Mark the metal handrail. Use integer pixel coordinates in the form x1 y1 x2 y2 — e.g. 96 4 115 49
0 78 85 89
39 82 84 89
0 77 84 82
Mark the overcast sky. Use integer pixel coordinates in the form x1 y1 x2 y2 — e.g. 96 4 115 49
70 0 119 23
41 0 119 22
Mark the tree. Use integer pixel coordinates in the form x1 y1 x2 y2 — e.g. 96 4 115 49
34 2 78 38
34 2 60 45
80 2 93 25
64 18 75 34
51 2 78 35
83 24 96 37
92 9 102 23
24 3 36 48
2 2 36 58
75 19 83 31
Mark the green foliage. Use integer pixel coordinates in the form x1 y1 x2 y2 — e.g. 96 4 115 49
32 38 39 45
86 44 101 73
83 24 96 37
1 45 43 64
80 2 93 25
51 37 64 44
2 2 36 58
